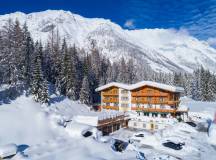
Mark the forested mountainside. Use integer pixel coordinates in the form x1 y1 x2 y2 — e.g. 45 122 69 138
0 11 216 103
1 10 216 73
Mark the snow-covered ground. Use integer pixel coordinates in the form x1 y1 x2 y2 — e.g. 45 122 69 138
181 97 216 120
112 122 216 160
0 95 138 160
0 93 216 160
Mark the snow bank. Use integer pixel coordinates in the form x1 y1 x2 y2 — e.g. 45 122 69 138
48 95 90 119
73 115 98 126
0 96 62 146
0 94 95 145
0 94 137 160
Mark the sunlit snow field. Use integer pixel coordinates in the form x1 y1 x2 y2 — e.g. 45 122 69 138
0 94 216 160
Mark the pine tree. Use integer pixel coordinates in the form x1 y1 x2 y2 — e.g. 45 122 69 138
173 72 182 87
40 78 49 103
71 44 81 99
22 22 34 88
31 42 49 103
106 61 114 83
47 28 61 87
56 38 67 92
126 59 136 84
79 76 91 105
0 31 3 84
61 45 76 100
117 57 127 83
1 19 15 85
13 19 26 80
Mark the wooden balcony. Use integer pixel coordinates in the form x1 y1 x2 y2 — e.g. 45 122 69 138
102 106 119 110
102 92 118 96
131 99 180 105
131 107 176 113
98 115 125 126
103 98 119 103
131 92 168 97
167 100 180 105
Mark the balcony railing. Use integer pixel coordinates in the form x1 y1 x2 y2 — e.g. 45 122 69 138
131 100 180 105
131 107 176 113
103 98 119 103
98 115 125 126
167 100 180 105
102 106 119 110
131 93 168 97
102 92 118 96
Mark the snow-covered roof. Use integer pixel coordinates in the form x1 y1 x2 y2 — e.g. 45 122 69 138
0 143 17 158
95 81 184 93
177 105 189 112
73 110 125 126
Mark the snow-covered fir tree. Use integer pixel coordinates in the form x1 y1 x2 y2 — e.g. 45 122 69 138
22 23 34 88
1 19 216 103
31 42 49 103
79 76 91 105
61 44 77 100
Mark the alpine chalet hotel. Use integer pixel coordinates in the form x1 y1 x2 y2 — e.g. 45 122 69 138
96 81 188 130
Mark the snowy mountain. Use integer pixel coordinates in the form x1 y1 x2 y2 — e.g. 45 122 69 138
1 10 216 73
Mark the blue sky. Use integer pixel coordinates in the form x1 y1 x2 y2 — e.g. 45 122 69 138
1 0 216 43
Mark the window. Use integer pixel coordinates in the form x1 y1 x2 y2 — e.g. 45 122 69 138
148 103 152 108
113 89 118 94
160 105 165 109
104 97 110 100
135 97 142 101
147 97 152 102
161 113 167 118
152 113 158 117
159 97 164 102
121 97 129 101
121 103 128 107
134 122 137 127
136 103 141 107
147 89 152 94
144 112 149 116
143 123 146 128
114 103 118 107
121 90 128 94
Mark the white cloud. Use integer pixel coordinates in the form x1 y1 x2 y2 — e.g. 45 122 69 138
207 37 216 46
124 19 135 29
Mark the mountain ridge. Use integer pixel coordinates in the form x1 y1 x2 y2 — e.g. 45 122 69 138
1 10 216 73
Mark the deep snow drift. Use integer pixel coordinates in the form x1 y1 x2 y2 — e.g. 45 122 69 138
0 95 137 160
